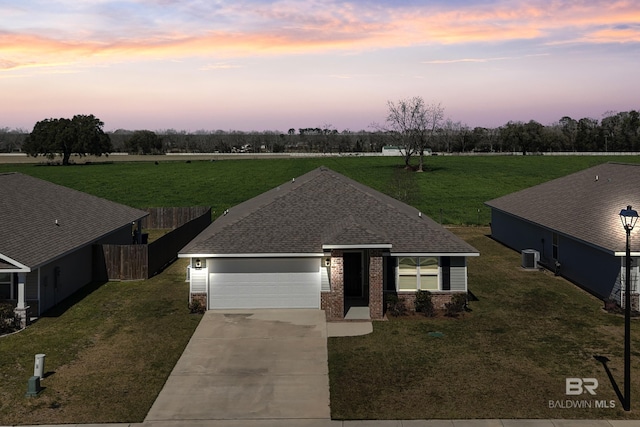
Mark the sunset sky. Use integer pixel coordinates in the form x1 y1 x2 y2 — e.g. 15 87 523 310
1 1 638 132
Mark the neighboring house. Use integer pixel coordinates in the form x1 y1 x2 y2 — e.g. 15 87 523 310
179 166 479 320
0 172 148 324
485 162 640 308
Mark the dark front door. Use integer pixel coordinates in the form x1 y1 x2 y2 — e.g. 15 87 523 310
344 252 363 298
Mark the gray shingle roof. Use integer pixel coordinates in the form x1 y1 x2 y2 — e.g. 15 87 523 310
180 167 478 256
0 172 148 269
485 162 640 253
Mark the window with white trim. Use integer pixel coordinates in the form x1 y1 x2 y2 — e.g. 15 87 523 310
398 257 439 291
0 273 12 300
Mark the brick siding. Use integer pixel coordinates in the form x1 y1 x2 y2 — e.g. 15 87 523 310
369 249 384 319
190 292 207 308
323 250 345 321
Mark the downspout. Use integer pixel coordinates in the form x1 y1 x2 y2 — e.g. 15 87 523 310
37 268 41 316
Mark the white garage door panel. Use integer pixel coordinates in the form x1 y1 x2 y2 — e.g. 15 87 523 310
211 258 319 274
209 272 320 309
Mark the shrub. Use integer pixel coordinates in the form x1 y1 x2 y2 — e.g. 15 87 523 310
0 303 21 334
414 290 434 317
385 294 407 317
445 293 467 317
188 299 205 314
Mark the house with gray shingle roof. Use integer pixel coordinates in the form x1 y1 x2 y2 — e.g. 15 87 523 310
179 167 479 320
485 162 640 308
0 172 148 324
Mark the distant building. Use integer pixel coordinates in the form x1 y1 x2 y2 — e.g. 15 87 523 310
381 146 403 156
381 146 431 156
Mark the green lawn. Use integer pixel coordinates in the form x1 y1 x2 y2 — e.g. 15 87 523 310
2 155 638 224
329 227 639 419
0 259 200 425
2 155 640 422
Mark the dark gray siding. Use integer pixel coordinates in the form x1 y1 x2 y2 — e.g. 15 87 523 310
26 272 38 300
491 208 620 301
40 245 93 314
491 210 550 256
39 225 133 313
558 236 620 300
95 224 133 245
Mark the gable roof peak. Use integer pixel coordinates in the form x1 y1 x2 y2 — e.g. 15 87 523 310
181 165 478 256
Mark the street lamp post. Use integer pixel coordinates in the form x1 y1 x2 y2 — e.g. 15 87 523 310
620 205 638 411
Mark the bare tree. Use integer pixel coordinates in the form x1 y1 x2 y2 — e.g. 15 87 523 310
382 97 422 168
415 102 444 171
378 97 444 170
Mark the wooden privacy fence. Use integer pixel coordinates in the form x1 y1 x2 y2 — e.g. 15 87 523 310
97 207 211 281
101 244 148 280
141 206 210 229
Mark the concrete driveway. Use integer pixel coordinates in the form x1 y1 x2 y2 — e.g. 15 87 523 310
144 309 331 423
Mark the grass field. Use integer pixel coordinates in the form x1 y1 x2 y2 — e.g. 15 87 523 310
2 155 638 224
2 155 640 422
329 227 640 420
0 259 200 425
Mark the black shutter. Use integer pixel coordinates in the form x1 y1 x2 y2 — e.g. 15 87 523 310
441 257 451 291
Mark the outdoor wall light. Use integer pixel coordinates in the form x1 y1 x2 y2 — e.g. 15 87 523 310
619 204 638 411
194 258 203 269
324 258 331 267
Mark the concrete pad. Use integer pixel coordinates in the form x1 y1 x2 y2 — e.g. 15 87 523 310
327 321 373 337
341 421 402 426
18 425 138 427
609 421 640 427
402 420 455 427
145 309 330 422
191 311 327 340
551 421 615 427
345 307 371 320
140 420 340 427
448 421 505 427
148 372 329 419
172 337 328 375
501 421 556 427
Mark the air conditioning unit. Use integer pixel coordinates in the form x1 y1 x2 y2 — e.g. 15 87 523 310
521 249 540 269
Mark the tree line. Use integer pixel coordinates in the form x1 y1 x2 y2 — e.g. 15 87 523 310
2 106 638 164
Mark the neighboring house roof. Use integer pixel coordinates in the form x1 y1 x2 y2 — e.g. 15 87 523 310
0 172 148 270
180 166 478 256
485 162 640 254
0 260 17 269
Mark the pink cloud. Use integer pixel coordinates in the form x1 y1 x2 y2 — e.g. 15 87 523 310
0 0 638 72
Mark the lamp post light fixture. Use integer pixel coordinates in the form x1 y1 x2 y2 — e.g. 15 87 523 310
620 205 638 411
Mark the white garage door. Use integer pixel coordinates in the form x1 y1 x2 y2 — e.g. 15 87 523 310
208 258 321 309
